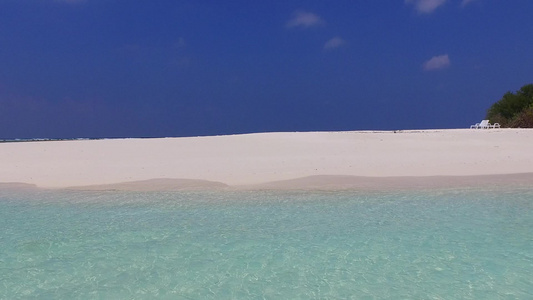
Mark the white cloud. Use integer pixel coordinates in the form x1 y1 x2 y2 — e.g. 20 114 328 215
405 0 447 14
286 11 325 29
324 37 346 50
423 54 450 71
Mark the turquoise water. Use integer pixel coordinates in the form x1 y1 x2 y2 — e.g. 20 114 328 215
1 188 532 299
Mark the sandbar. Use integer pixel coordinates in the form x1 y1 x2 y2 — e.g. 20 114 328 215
1 129 532 191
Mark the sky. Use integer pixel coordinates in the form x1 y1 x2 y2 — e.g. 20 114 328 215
1 0 532 139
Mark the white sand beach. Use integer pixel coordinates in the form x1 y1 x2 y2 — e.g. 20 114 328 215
1 129 532 190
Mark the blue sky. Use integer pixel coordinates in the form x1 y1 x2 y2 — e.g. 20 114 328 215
1 0 532 138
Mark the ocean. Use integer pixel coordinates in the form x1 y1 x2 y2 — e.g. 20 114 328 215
1 187 532 299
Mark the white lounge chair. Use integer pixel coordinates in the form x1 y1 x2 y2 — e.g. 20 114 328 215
479 120 491 129
471 120 489 129
470 120 500 129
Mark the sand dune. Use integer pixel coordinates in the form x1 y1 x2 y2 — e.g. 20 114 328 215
1 129 532 190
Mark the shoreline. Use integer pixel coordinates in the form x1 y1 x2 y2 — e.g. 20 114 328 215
2 173 532 192
1 129 532 191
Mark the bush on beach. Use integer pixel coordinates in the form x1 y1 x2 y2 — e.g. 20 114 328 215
487 83 533 127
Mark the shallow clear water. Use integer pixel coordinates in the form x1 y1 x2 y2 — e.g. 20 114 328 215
1 187 532 299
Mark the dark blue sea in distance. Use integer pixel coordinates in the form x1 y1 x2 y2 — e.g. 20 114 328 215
1 187 532 299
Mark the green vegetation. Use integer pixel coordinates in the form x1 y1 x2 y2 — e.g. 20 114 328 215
486 83 533 127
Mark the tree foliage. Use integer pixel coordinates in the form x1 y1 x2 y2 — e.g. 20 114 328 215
487 83 533 127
